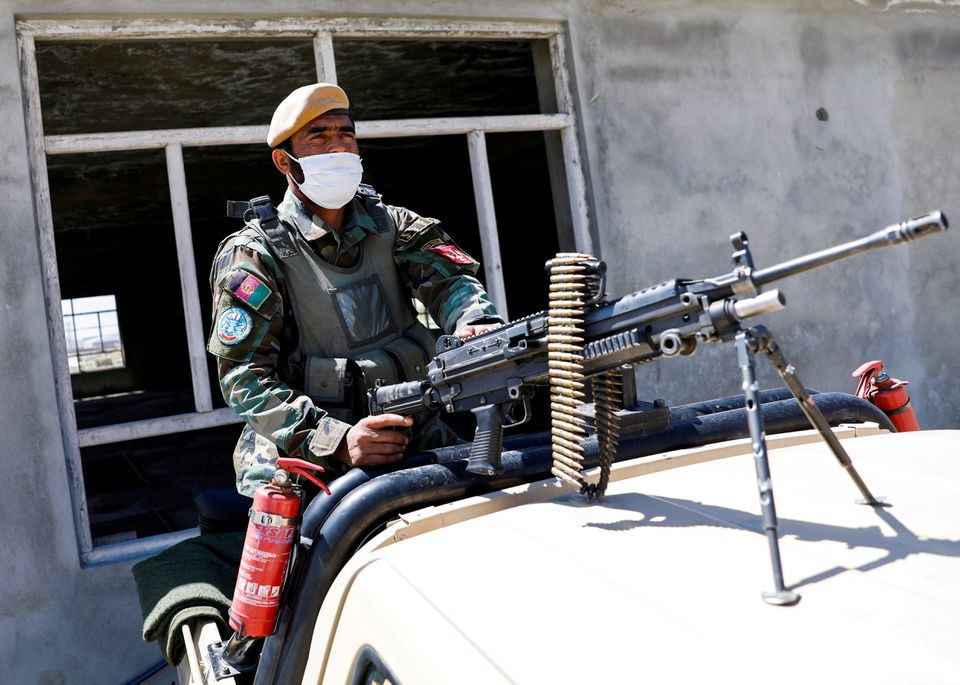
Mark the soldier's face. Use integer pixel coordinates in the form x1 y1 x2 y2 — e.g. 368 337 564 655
272 113 358 182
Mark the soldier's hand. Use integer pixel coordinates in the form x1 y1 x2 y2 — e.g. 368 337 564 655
455 324 495 338
335 414 413 467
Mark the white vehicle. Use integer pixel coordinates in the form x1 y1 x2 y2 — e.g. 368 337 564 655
180 412 960 684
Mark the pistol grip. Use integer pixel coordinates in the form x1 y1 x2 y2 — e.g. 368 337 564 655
467 405 503 476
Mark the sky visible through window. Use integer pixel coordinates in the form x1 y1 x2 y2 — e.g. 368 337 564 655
62 295 125 374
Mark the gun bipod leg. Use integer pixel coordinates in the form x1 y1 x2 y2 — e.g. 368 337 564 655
747 326 888 508
734 329 801 606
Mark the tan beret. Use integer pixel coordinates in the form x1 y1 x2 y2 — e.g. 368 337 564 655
267 83 350 147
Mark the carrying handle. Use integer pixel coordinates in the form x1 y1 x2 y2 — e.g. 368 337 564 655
276 457 331 495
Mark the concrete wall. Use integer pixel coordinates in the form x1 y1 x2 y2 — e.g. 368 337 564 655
580 1 960 426
0 1 957 682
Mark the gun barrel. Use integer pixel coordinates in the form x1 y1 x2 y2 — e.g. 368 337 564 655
752 211 948 288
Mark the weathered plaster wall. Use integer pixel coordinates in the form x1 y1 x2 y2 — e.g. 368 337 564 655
0 1 957 682
0 7 150 684
574 2 960 425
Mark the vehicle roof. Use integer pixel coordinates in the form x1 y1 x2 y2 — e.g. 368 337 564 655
305 428 960 683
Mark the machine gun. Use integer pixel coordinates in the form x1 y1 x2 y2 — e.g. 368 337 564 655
372 212 946 471
370 211 947 605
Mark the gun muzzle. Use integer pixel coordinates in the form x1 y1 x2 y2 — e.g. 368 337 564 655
882 211 948 244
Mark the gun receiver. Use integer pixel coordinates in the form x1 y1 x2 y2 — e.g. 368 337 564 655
369 211 947 472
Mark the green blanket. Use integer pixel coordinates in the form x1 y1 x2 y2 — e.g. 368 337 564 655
132 531 244 665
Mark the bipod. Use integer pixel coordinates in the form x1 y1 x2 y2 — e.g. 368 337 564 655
733 325 889 607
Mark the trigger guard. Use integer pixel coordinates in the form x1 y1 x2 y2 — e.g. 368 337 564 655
501 398 531 427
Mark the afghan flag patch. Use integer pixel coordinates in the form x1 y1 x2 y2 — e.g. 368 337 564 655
428 243 475 265
225 270 272 310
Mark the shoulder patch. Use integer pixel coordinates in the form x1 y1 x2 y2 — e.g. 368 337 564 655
216 306 253 345
396 216 441 249
428 243 476 265
224 269 272 310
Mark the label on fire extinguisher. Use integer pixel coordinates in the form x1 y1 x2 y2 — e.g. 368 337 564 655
247 523 296 543
235 523 294 608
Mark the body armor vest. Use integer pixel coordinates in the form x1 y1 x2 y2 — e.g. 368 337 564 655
248 194 436 421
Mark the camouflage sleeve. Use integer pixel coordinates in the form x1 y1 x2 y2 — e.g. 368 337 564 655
207 232 350 473
388 206 505 334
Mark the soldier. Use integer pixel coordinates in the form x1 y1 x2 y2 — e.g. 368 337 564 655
208 83 503 496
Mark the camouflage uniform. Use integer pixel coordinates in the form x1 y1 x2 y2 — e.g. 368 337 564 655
208 187 502 496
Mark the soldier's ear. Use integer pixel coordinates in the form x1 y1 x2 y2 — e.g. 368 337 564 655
271 148 290 175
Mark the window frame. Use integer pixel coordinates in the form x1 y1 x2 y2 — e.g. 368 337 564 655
17 15 592 566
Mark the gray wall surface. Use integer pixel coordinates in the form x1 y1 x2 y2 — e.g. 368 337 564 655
582 1 960 426
0 1 957 682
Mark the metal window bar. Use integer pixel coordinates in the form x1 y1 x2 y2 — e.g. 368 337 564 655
165 143 213 413
19 18 590 564
467 129 508 319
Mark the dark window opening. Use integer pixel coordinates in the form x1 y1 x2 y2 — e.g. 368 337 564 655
334 39 544 120
487 130 561 319
47 150 197 428
361 134 482 273
82 424 242 545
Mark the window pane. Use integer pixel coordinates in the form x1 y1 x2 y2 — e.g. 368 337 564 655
334 39 543 120
47 150 195 426
100 315 122 352
99 310 119 328
81 424 242 544
36 40 317 135
73 313 101 348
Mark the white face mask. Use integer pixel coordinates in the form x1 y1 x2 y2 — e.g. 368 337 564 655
285 151 363 209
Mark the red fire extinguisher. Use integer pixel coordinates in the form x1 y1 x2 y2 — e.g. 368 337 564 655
229 457 330 638
852 360 920 432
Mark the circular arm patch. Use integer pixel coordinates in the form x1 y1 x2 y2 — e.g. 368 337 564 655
217 306 253 345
